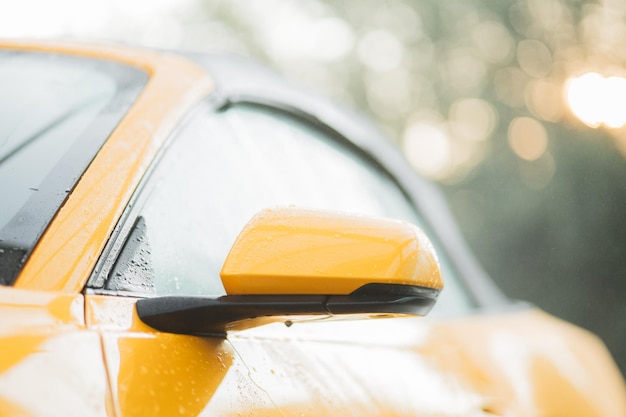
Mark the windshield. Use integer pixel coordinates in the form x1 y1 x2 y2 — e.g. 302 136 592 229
0 50 147 285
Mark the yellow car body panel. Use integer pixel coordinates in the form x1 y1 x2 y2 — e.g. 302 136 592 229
85 294 279 417
419 310 626 417
0 287 112 416
2 41 214 293
221 207 443 295
84 292 626 417
226 310 626 417
0 42 624 416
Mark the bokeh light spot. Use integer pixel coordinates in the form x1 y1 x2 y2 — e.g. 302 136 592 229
443 48 487 95
471 20 514 64
525 78 563 122
517 39 552 78
365 70 411 121
449 98 497 142
508 117 548 161
603 76 626 128
264 9 316 60
357 30 404 72
311 18 355 61
566 73 626 128
403 121 451 179
494 67 528 108
566 73 604 127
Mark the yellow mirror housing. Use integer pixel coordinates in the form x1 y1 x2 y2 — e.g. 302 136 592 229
221 207 443 295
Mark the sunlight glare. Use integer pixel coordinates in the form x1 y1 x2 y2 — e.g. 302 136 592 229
566 73 626 128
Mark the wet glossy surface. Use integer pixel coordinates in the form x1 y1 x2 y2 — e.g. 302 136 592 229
0 51 147 286
226 309 626 417
0 286 622 416
7 41 214 293
86 294 277 416
86 292 626 417
0 287 110 417
221 207 442 295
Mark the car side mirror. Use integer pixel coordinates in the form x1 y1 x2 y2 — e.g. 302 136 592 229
137 207 443 336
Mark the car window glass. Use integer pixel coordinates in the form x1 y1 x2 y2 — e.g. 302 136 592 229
106 217 156 294
116 104 472 314
0 50 146 286
0 52 117 230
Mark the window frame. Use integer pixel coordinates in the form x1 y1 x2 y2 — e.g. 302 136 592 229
87 95 478 312
90 100 435 297
88 56 509 310
88 96 410 294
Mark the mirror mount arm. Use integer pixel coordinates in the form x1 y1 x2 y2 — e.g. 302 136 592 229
136 283 440 337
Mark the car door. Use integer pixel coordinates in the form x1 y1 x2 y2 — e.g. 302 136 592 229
84 99 626 417
82 98 478 415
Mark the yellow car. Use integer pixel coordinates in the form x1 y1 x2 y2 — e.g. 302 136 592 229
0 42 624 417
